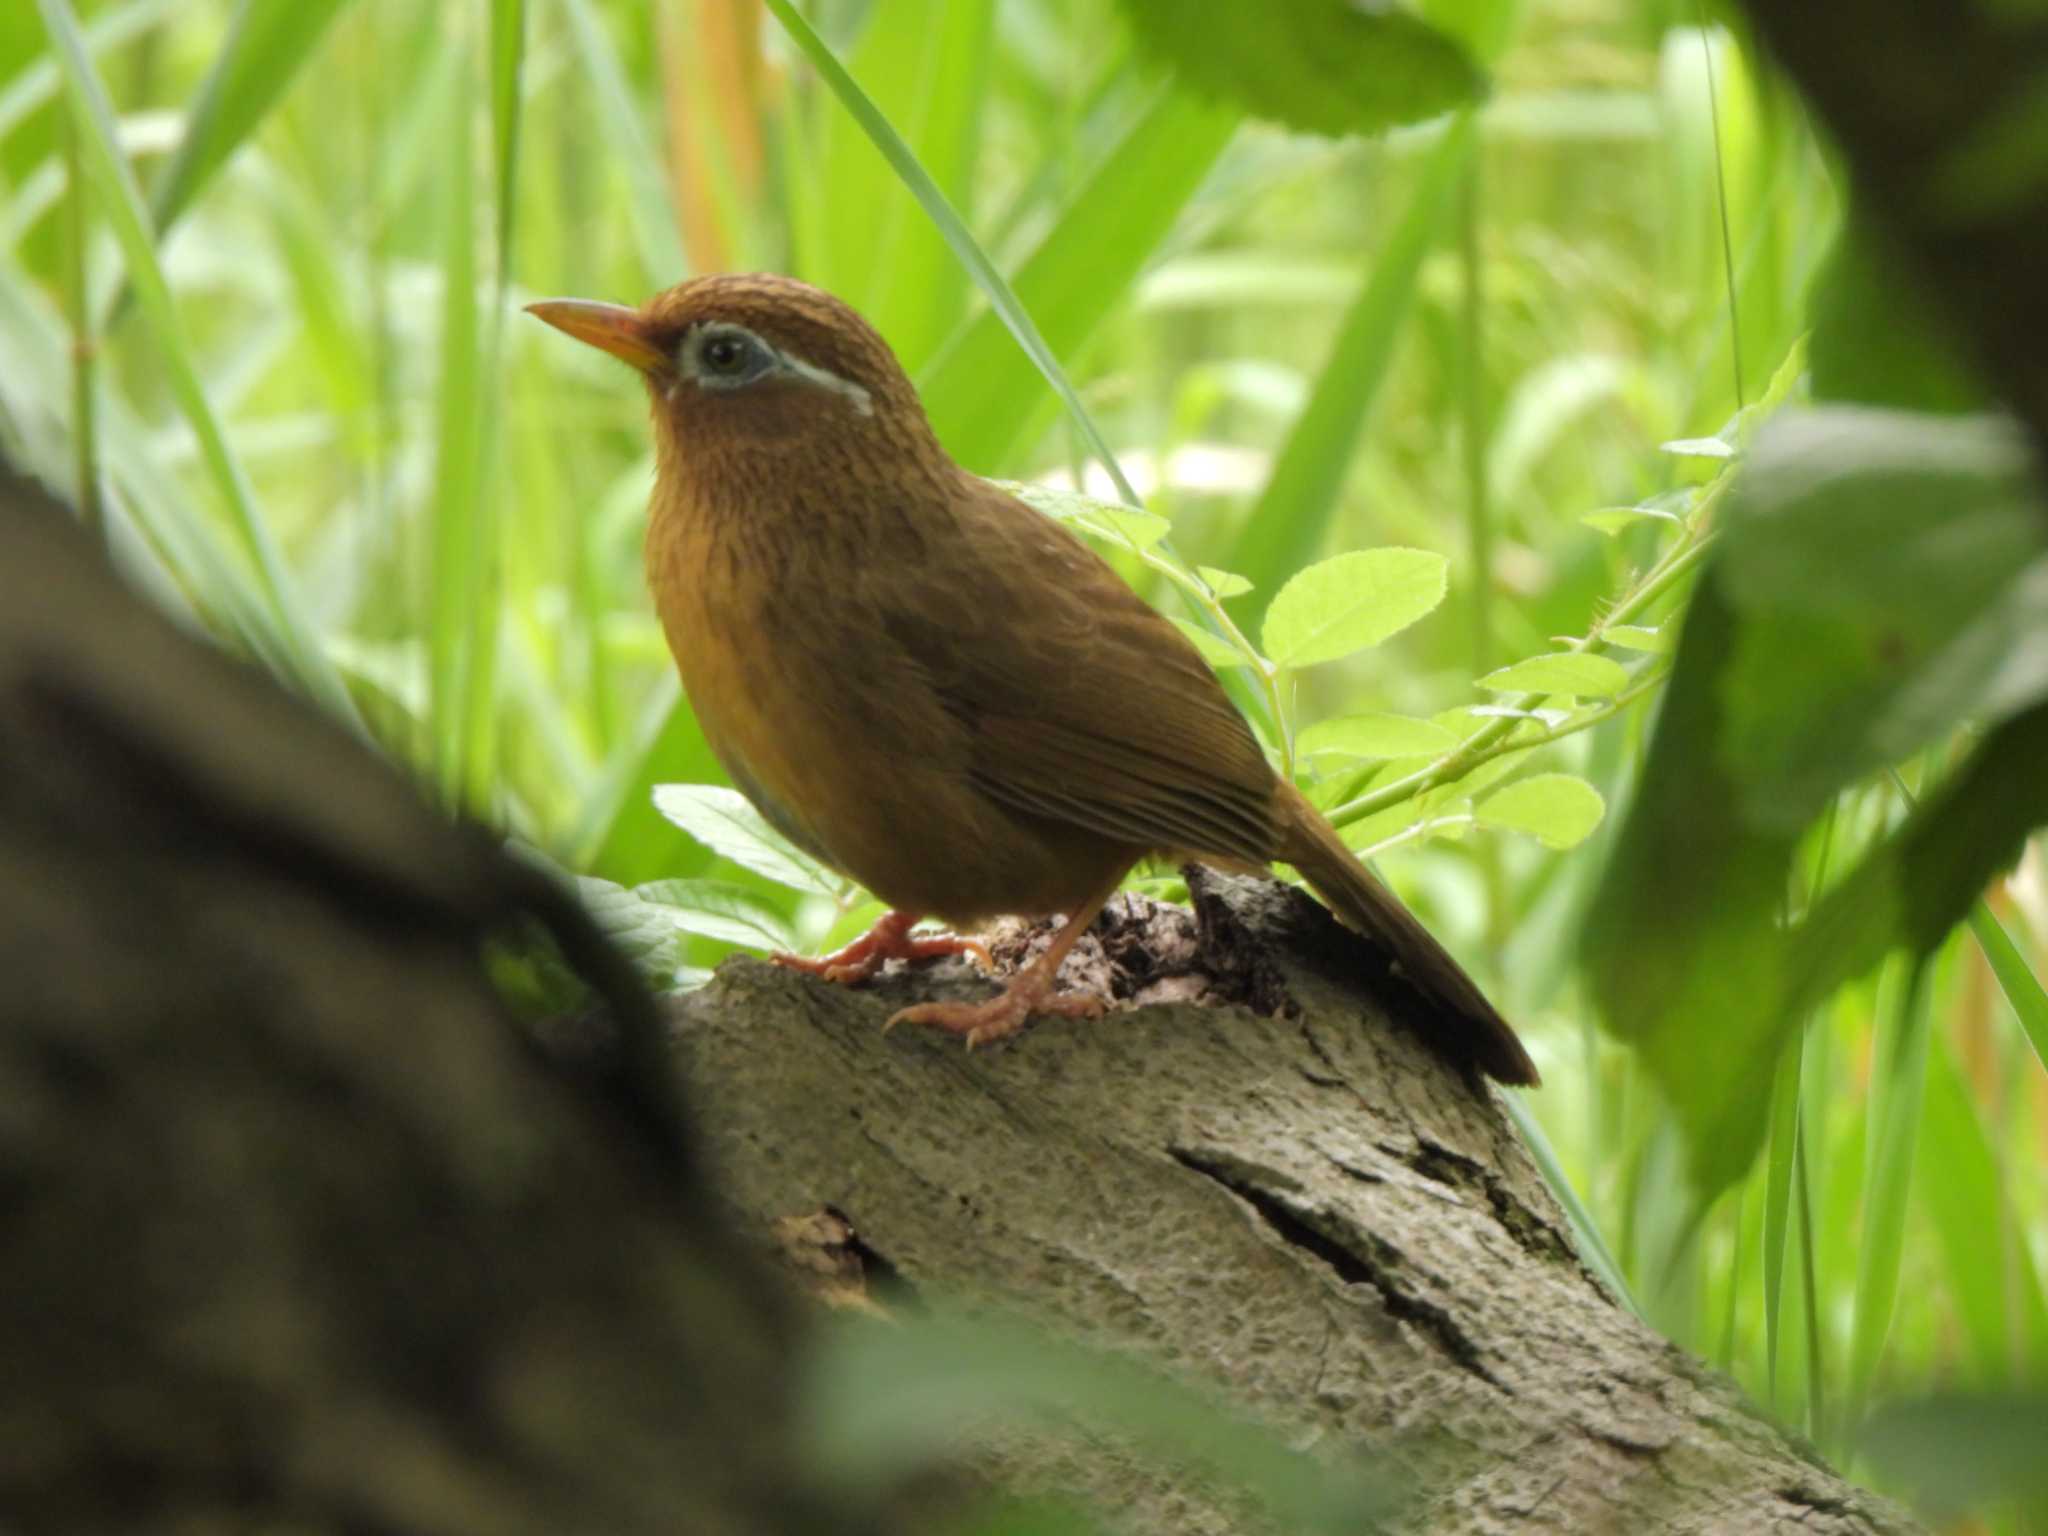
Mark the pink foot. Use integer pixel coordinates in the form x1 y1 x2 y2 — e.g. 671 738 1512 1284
773 910 992 986
886 978 1107 1050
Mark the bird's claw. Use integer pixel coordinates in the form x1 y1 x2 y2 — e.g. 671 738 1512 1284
886 985 1106 1050
774 914 991 987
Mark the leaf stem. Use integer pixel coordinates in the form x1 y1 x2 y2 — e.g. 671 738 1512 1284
1325 471 1731 829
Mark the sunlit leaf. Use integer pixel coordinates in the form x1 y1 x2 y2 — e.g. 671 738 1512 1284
1170 618 1254 669
1476 652 1628 698
1296 712 1459 761
637 877 797 953
1603 624 1671 654
1474 773 1605 849
1114 0 1484 137
1261 548 1447 669
651 783 844 897
1197 565 1252 598
573 875 683 980
1660 435 1735 459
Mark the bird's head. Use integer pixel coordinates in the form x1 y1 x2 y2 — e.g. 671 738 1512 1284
527 273 946 505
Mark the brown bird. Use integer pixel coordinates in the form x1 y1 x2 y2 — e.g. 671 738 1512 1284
529 274 1538 1086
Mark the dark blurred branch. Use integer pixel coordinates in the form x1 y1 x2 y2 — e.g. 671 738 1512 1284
1737 2 2048 465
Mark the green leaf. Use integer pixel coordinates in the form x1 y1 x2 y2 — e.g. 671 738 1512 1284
1170 618 1254 670
636 878 797 954
1296 712 1459 761
1660 435 1735 459
1969 899 2048 1072
1197 566 1252 598
573 876 683 982
1476 652 1628 698
809 1309 1399 1531
651 783 844 898
147 0 354 236
1809 219 1983 414
1582 504 1682 535
1603 624 1672 654
488 0 527 266
1114 0 1485 137
1474 773 1605 849
1261 548 1447 669
1001 479 1172 548
1717 410 2048 831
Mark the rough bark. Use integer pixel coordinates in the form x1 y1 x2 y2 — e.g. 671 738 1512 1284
0 461 1921 1533
676 877 1922 1536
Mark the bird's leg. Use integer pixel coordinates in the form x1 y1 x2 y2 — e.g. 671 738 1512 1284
886 876 1124 1049
773 909 992 986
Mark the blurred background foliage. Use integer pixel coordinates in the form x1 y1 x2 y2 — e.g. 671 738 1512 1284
2 0 2045 1528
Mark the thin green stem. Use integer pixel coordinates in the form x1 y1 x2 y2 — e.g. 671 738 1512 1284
1324 494 1720 831
1697 12 1747 409
61 107 103 549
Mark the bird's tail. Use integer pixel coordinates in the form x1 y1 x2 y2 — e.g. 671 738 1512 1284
1277 785 1540 1087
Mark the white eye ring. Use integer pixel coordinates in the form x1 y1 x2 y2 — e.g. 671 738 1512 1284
674 322 875 415
683 325 774 388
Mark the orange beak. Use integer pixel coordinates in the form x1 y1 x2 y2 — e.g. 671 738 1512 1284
525 298 668 374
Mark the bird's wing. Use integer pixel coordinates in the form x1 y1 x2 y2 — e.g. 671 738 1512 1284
867 475 1280 864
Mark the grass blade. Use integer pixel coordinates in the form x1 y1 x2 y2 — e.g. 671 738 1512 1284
767 0 1232 499
1847 954 1935 1421
1224 115 1472 604
1968 899 2048 1074
1503 1094 1640 1316
489 0 526 268
1762 1033 1802 1406
147 0 354 237
914 80 1238 477
427 54 490 806
36 0 358 726
1922 1029 2048 1380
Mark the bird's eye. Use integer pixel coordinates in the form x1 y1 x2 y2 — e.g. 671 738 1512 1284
692 327 770 386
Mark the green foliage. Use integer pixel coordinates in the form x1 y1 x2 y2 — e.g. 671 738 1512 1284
805 1309 1403 1531
1860 1393 2048 1518
1584 410 2048 1192
1115 0 1485 136
1261 547 1447 668
7 0 2048 1523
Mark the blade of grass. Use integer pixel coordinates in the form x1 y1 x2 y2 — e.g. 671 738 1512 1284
489 0 525 269
1923 1028 2048 1381
914 79 1238 478
1763 1032 1803 1407
60 105 101 547
148 0 355 237
767 0 1229 502
1502 1095 1640 1317
37 0 359 727
427 53 491 807
1224 114 1472 606
1847 952 1935 1423
0 0 176 144
808 0 993 370
1968 900 2048 1074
